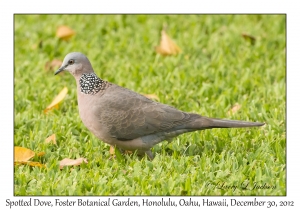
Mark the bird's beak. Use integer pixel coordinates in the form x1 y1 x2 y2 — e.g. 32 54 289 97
55 65 67 75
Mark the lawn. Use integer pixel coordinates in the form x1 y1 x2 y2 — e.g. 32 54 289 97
14 14 286 195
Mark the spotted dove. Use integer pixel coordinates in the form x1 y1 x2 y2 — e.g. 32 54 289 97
55 52 264 159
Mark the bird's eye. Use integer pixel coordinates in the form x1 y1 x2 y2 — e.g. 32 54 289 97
68 59 74 65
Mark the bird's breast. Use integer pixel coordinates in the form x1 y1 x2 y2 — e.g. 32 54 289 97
77 92 108 140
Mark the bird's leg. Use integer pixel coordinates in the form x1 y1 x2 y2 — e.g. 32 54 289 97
145 150 154 160
109 145 116 159
109 145 115 155
109 146 126 158
110 145 135 159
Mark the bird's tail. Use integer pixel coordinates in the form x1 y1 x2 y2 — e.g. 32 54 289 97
188 115 265 130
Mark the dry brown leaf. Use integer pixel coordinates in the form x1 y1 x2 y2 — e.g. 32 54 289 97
44 87 68 113
56 25 75 41
59 158 88 169
242 33 256 45
45 59 63 72
14 146 35 162
227 103 241 115
143 93 160 101
155 30 181 56
45 134 56 144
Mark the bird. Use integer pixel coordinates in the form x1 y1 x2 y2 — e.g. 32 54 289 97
55 52 265 159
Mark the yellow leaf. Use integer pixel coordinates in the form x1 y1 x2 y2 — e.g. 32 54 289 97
156 30 181 56
56 25 75 41
59 158 88 169
14 146 35 162
14 161 45 168
45 134 56 144
143 93 160 101
14 147 45 168
37 152 45 157
227 103 241 115
27 161 45 168
44 87 68 113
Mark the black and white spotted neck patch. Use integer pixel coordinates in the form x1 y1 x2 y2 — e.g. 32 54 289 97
79 73 107 95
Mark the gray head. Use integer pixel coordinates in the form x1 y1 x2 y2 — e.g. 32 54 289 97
55 52 94 77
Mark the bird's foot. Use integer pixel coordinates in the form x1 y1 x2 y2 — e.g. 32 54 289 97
145 150 154 160
110 146 154 160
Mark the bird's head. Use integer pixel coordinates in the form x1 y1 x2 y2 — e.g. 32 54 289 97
55 52 94 77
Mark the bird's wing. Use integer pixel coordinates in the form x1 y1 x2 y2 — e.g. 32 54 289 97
97 84 194 140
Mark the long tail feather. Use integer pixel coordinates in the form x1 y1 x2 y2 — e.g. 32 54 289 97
191 115 265 129
207 117 265 128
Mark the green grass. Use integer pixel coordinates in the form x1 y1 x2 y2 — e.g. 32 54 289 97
14 14 286 195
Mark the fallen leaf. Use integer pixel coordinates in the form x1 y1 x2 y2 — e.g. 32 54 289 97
37 152 46 157
14 146 35 162
143 93 160 101
14 147 45 168
44 87 68 113
227 103 241 115
155 30 181 56
56 25 75 41
59 158 88 169
242 33 256 45
27 162 45 167
45 59 63 72
45 134 56 144
14 161 45 168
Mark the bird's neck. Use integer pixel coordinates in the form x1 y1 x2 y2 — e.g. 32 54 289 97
78 72 108 95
